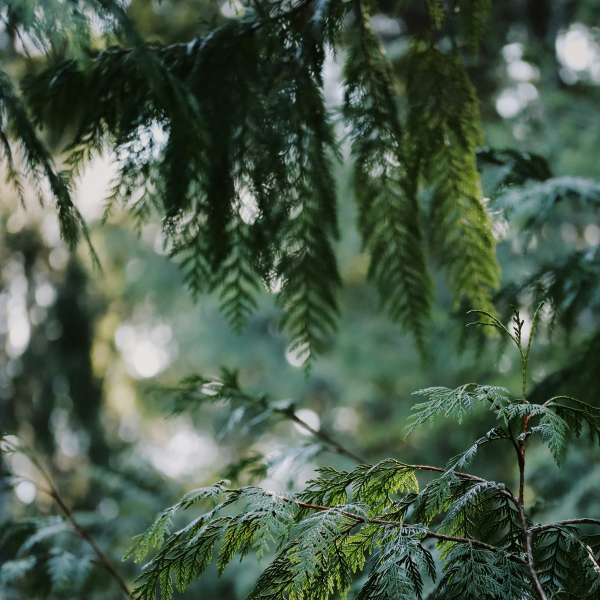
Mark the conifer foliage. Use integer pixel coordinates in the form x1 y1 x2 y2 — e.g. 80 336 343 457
0 0 115 258
4 0 501 362
125 306 600 600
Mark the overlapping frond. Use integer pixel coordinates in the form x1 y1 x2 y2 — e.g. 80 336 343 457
298 459 419 513
343 16 432 349
131 487 295 600
433 545 532 600
124 483 229 563
127 466 431 600
356 525 435 600
406 37 500 314
532 525 600 598
8 0 507 364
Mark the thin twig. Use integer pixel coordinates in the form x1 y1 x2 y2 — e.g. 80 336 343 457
411 464 519 506
284 410 367 464
529 519 600 534
518 502 548 600
45 487 131 598
422 531 525 563
504 305 549 600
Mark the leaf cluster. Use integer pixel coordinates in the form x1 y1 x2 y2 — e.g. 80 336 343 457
9 0 503 365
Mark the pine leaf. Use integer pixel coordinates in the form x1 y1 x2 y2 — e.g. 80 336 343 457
446 428 508 472
356 525 435 600
131 487 296 600
19 0 506 362
433 545 532 599
298 459 418 512
533 525 600 596
549 397 600 445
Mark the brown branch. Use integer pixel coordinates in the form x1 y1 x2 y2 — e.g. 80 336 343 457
513 457 547 600
512 320 548 600
519 506 548 600
529 519 600 534
518 439 527 506
411 464 519 506
422 531 525 563
273 423 517 510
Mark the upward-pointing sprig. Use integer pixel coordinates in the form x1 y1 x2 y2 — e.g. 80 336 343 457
127 305 600 600
468 301 546 402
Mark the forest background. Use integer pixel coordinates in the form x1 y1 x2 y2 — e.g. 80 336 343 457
2 0 600 598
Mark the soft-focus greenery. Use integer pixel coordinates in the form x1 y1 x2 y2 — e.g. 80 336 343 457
1 0 600 599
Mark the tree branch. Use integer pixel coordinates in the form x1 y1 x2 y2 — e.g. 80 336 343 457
411 464 519 506
422 531 526 564
106 0 319 59
43 486 131 598
514 455 547 600
529 519 600 534
3 439 130 598
286 496 526 565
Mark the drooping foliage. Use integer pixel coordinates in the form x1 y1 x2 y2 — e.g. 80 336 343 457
404 32 499 314
0 0 127 257
3 0 502 364
343 14 433 344
479 150 600 405
117 306 600 600
0 70 87 253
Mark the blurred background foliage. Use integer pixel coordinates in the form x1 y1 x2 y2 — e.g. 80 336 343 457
1 0 600 598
